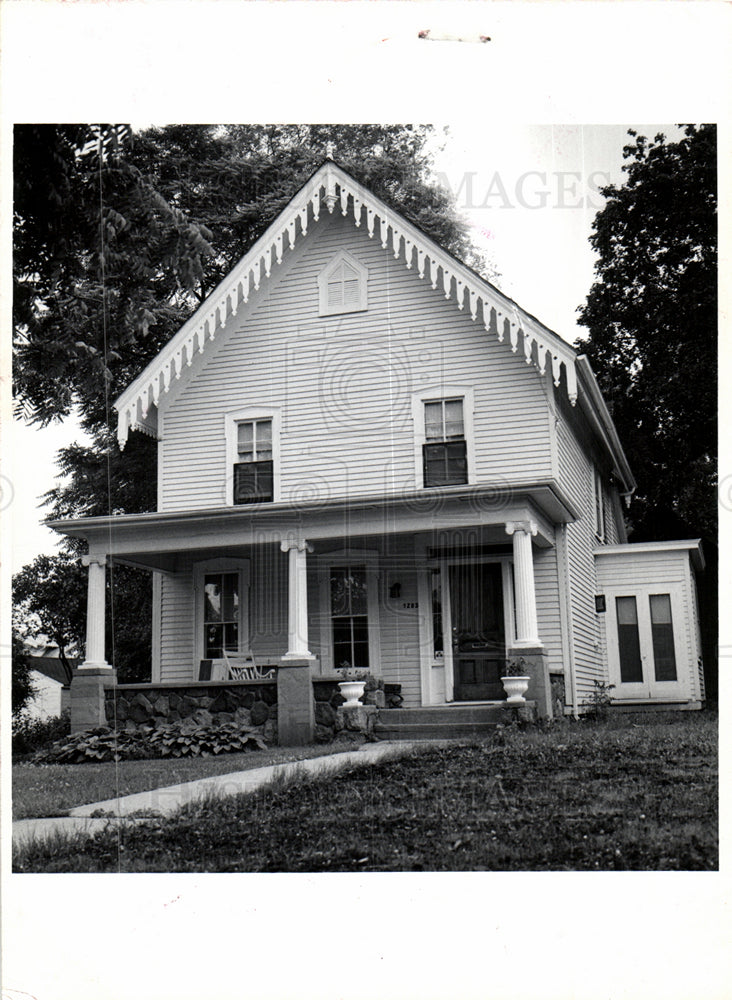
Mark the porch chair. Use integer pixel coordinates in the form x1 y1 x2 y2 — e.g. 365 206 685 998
222 648 275 680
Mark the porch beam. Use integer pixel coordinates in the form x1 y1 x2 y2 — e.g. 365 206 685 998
505 520 542 648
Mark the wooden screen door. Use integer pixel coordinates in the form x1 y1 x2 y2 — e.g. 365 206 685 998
448 562 506 701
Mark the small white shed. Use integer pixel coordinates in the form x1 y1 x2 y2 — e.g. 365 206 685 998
594 541 705 707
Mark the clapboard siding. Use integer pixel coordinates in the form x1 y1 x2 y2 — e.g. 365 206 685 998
158 211 553 511
159 566 196 682
373 535 422 706
557 418 604 706
603 488 620 544
533 546 564 675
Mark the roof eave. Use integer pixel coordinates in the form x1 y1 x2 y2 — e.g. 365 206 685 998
575 355 636 494
112 160 582 449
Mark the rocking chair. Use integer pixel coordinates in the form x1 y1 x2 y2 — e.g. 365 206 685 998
222 649 275 680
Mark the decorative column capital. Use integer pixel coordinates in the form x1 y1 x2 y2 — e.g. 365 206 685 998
81 553 108 568
505 520 538 538
280 535 314 554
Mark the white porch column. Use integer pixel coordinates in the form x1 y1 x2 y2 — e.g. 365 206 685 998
505 520 542 648
80 554 112 670
280 536 313 658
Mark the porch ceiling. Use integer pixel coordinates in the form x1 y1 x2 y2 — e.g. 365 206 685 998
48 479 576 566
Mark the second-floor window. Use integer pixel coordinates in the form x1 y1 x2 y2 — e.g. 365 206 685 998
234 418 273 504
423 398 468 487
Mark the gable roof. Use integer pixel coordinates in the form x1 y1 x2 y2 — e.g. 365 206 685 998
113 159 633 491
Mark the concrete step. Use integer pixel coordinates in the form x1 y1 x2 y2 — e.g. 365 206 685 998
373 721 501 741
379 705 507 726
373 703 537 741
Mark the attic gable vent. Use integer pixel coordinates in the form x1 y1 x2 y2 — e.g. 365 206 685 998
318 250 368 316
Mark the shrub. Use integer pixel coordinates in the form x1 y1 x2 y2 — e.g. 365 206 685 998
13 712 71 758
31 721 267 764
584 679 615 720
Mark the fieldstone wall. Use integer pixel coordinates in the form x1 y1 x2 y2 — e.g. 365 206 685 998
105 678 404 747
105 681 278 744
312 678 402 742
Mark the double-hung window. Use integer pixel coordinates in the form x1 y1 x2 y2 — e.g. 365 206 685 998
423 398 468 487
330 565 370 671
203 572 240 658
225 407 279 507
233 418 273 504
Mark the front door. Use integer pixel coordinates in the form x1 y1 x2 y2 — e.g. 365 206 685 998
448 562 506 701
605 585 689 701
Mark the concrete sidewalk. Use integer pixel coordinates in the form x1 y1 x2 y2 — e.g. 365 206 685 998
13 741 418 848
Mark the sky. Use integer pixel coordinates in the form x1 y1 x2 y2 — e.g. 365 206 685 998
11 122 681 574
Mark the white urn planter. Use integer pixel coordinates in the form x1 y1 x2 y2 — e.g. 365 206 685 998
501 676 530 704
338 680 366 708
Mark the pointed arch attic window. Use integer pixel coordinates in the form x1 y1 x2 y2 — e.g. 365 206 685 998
318 250 368 316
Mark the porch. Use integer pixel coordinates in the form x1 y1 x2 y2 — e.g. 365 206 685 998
51 481 576 739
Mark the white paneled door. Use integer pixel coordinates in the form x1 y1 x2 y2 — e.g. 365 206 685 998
605 584 689 701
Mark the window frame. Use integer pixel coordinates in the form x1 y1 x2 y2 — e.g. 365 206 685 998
192 557 251 672
224 406 281 506
411 386 476 489
316 548 381 675
317 249 368 317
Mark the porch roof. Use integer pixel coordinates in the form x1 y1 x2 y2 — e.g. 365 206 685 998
48 479 579 571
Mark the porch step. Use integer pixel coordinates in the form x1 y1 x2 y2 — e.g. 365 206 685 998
374 721 502 741
374 704 509 741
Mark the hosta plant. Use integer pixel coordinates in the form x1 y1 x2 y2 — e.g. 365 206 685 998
31 722 266 765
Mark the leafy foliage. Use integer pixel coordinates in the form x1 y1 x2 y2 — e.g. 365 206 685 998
577 124 717 697
577 125 717 543
503 656 529 677
11 632 35 718
32 722 267 764
15 124 478 434
12 553 150 684
583 680 616 720
12 712 71 758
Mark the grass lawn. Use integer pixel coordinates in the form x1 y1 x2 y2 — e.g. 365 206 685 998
14 713 717 872
12 743 356 820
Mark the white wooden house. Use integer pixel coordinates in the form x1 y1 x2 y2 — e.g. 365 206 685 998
52 160 706 733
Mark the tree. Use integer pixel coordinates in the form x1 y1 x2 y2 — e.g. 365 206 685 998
577 124 717 694
12 554 151 684
14 125 479 433
14 124 482 679
11 632 35 718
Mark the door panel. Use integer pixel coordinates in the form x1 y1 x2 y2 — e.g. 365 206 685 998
448 562 505 701
606 585 687 700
